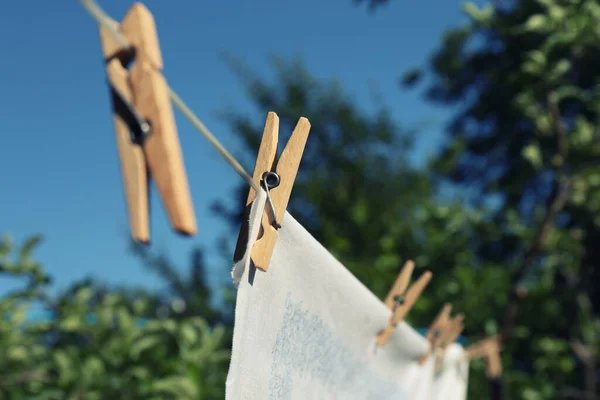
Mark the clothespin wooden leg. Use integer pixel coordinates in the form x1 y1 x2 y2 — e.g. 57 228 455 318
101 21 150 243
418 303 452 364
466 336 502 378
377 260 432 346
486 346 502 378
233 113 279 262
433 313 464 374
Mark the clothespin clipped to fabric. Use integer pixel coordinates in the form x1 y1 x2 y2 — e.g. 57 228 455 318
234 112 310 271
438 313 464 350
418 303 453 364
433 313 465 374
98 2 196 243
466 336 502 378
376 260 432 346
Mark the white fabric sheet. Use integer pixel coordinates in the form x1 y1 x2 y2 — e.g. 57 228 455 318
226 191 430 399
431 343 469 400
402 353 436 400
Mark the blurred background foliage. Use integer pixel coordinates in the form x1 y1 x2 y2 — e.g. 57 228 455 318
2 0 599 398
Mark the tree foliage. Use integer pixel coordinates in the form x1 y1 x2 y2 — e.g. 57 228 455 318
403 0 600 397
0 235 230 399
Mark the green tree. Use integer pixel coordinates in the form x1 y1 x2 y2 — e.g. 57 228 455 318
402 0 600 397
127 241 227 326
0 234 231 399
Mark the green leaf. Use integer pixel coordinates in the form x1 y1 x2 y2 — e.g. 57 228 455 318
130 334 162 359
19 235 43 260
554 85 584 102
522 144 543 169
559 357 575 373
7 345 28 361
522 388 543 400
524 14 550 32
527 50 546 65
53 350 74 385
180 323 197 345
400 68 422 87
572 116 594 147
116 306 134 331
351 197 369 226
60 315 82 331
127 366 151 381
82 356 105 382
551 59 571 78
461 2 494 24
74 287 94 305
0 234 12 257
547 5 566 21
152 376 197 398
8 305 29 325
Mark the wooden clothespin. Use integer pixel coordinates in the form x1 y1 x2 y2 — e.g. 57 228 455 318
98 2 196 243
376 260 432 346
234 112 310 271
438 313 464 350
466 336 502 378
434 313 465 373
418 303 453 364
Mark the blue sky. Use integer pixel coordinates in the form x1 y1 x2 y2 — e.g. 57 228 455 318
0 0 469 297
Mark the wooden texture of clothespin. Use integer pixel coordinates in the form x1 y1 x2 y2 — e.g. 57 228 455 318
418 303 453 364
438 313 465 350
376 260 432 346
434 313 465 374
99 2 196 243
466 336 502 378
234 112 310 271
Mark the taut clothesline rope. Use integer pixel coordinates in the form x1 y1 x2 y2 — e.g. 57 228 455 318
79 0 261 194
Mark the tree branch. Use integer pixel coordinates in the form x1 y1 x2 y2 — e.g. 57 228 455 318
492 92 572 400
498 181 570 342
571 340 598 400
499 92 570 343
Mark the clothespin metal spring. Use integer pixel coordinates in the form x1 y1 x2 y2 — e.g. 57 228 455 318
262 172 282 230
109 82 151 145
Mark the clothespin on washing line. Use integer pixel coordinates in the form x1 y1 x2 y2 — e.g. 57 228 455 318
376 260 432 346
418 303 453 364
433 312 465 373
465 336 502 378
233 112 311 271
98 2 196 243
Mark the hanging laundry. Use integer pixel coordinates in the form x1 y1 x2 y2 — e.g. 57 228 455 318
226 192 429 399
431 343 469 400
402 353 436 400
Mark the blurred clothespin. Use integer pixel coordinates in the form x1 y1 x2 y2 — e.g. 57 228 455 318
434 313 464 374
466 336 502 378
234 112 310 271
377 260 432 346
418 303 453 364
98 2 196 243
